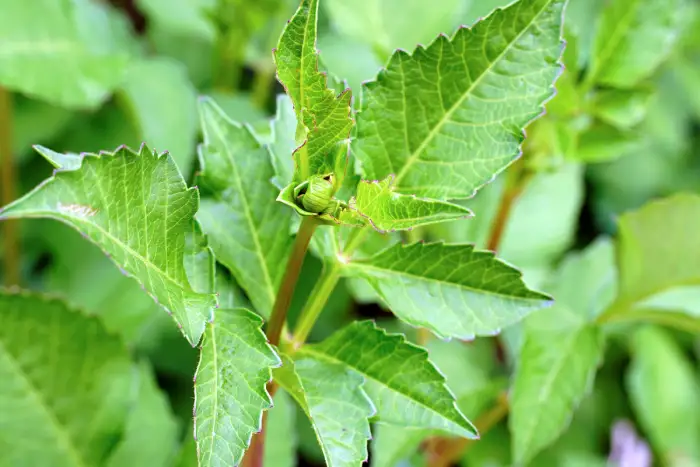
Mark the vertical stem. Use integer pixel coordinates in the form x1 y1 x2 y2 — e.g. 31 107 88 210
251 66 275 110
291 226 368 347
0 88 19 286
266 216 318 346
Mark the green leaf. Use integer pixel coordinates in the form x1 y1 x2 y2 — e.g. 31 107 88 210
196 98 293 318
34 145 83 171
0 0 133 108
575 123 641 163
118 58 198 175
591 89 654 130
136 0 215 40
324 0 465 56
499 163 584 268
612 194 700 314
303 320 476 437
263 390 297 467
510 239 613 464
194 308 281 467
0 290 134 466
349 176 472 233
627 327 700 464
353 0 565 199
0 145 216 346
270 94 298 189
106 362 179 467
345 243 552 339
370 424 429 467
274 354 374 467
274 0 353 182
317 35 382 93
589 0 685 88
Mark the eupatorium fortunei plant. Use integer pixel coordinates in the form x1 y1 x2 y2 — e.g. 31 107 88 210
2 0 700 466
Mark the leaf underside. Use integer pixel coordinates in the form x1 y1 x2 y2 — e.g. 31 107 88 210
0 145 216 346
346 242 552 339
194 308 281 467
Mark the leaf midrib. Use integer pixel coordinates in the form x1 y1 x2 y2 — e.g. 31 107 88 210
300 348 472 435
590 0 639 80
393 0 556 187
350 258 547 302
208 120 277 311
0 337 88 467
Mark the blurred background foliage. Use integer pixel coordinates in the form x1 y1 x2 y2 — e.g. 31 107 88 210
1 0 700 465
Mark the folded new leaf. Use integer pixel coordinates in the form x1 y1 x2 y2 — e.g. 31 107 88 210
0 145 216 346
344 243 552 339
274 354 374 467
353 0 565 199
301 320 477 438
274 0 352 183
194 309 281 467
349 175 472 232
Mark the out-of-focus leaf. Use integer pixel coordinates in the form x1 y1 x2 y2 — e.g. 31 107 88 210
274 354 374 467
324 0 466 55
510 239 614 464
136 0 215 40
118 58 198 175
499 163 584 268
304 321 477 437
627 327 700 464
317 36 382 93
264 390 297 467
345 243 552 339
575 124 641 163
371 424 430 467
105 362 179 467
194 309 281 467
591 89 654 130
607 194 700 320
196 98 293 318
353 0 565 199
0 0 134 108
0 291 134 466
12 97 74 164
0 146 217 346
589 0 685 88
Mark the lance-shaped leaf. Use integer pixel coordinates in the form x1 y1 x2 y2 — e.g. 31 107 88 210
510 239 613 464
0 145 216 346
270 94 298 189
197 98 293 318
274 354 374 467
353 0 565 199
344 243 552 339
194 309 281 467
589 0 685 88
303 320 477 437
274 0 353 182
0 290 134 466
349 175 472 233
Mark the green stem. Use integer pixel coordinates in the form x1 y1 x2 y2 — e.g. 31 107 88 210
251 65 275 110
215 27 245 92
292 226 369 347
0 87 19 286
266 217 318 346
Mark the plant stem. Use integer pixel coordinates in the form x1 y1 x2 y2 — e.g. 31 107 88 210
251 65 275 110
486 165 531 252
266 216 318 346
0 88 19 286
426 392 510 467
292 226 368 347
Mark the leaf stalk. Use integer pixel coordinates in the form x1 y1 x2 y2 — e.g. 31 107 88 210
0 87 19 286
